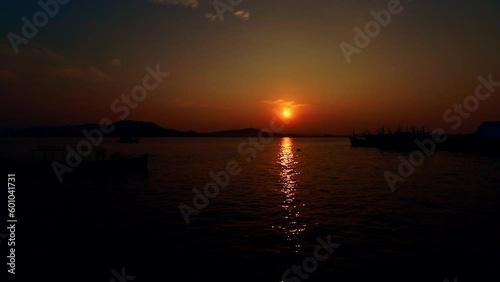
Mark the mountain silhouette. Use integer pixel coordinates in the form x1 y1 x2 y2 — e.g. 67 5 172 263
0 120 283 138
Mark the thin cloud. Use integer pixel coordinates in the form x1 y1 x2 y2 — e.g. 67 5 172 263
150 0 199 8
0 42 113 91
61 68 85 80
58 66 111 83
0 42 64 60
205 13 218 22
167 98 229 110
262 99 307 108
170 98 197 107
87 66 111 82
0 70 20 81
109 58 122 67
29 45 64 61
233 10 250 21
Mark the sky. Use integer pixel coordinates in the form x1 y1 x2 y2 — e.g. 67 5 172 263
1 0 499 134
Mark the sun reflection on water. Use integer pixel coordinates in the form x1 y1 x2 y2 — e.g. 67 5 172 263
273 137 306 250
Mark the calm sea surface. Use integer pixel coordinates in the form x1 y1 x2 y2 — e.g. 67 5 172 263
2 137 500 282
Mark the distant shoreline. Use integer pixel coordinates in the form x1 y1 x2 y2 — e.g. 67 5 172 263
0 120 351 138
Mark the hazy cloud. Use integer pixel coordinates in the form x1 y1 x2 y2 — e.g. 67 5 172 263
59 66 111 83
0 42 64 61
29 46 64 61
0 70 20 81
233 10 250 21
262 99 307 108
61 68 85 80
0 40 113 85
170 98 197 107
167 98 229 110
150 0 199 8
205 13 218 22
109 58 122 67
87 66 111 82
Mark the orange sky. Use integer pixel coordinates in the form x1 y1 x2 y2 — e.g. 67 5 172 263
1 0 499 134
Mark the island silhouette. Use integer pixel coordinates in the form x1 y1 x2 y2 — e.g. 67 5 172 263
0 120 347 138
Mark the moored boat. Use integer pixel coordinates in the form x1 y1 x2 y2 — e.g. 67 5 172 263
350 122 500 153
118 136 140 143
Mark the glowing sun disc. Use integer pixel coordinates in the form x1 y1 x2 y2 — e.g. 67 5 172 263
282 109 292 119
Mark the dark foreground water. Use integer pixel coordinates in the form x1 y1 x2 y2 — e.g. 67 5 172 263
2 138 500 282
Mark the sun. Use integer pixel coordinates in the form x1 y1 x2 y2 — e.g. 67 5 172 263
282 108 292 119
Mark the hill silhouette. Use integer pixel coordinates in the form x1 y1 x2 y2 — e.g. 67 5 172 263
0 120 285 138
